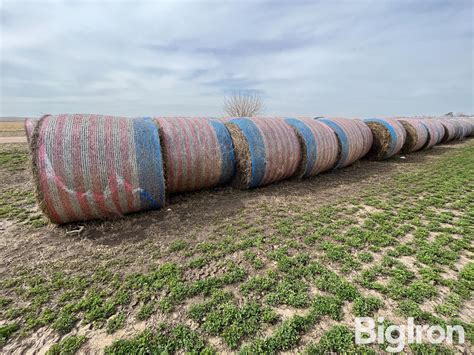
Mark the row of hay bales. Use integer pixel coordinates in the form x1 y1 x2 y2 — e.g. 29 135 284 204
25 114 473 224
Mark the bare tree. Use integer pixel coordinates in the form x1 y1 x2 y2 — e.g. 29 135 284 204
223 91 264 117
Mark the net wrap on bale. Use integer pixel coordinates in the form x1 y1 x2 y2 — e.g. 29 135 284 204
363 118 406 160
24 118 39 144
30 114 166 224
456 118 474 138
154 117 235 193
419 119 443 149
397 119 428 153
284 117 338 177
437 119 457 143
225 117 301 189
317 117 373 168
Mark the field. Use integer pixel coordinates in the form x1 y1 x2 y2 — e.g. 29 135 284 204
0 128 473 353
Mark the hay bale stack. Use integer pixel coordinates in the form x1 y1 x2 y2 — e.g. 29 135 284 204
397 119 428 152
225 117 301 189
30 114 166 224
419 119 443 149
284 117 338 178
363 118 406 160
437 119 457 143
154 117 235 193
316 117 373 168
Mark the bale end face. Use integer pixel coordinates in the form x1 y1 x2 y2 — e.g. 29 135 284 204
398 119 428 153
225 117 301 189
364 121 392 160
364 118 406 160
224 122 253 189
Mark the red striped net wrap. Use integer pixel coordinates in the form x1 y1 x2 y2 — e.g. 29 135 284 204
284 117 339 177
225 117 302 188
363 118 407 160
419 119 444 149
154 117 235 193
396 119 429 153
317 117 373 168
29 114 166 224
436 119 457 143
456 118 474 138
24 118 38 144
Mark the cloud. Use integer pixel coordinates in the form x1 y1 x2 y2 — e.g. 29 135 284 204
1 0 472 117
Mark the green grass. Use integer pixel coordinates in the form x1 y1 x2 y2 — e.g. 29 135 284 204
0 149 28 172
46 335 86 355
1 141 473 353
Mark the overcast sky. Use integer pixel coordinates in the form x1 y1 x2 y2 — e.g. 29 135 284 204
1 0 472 118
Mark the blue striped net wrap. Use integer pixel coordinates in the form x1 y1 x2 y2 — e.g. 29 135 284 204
284 117 338 177
225 117 302 189
154 117 235 193
396 118 429 153
363 118 407 160
317 117 373 168
29 114 166 224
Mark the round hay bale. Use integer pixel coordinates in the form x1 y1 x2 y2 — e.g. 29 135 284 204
154 117 235 193
436 119 457 143
456 118 474 138
30 114 166 224
24 118 40 145
397 119 428 152
317 117 373 168
284 117 338 178
225 117 301 189
419 119 443 149
446 119 464 140
363 118 406 160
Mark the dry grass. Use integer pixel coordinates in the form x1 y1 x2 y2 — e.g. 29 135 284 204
0 121 24 131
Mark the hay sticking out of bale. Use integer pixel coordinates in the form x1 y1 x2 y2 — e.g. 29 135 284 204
154 117 235 193
30 114 166 224
397 119 428 153
363 118 406 160
225 117 301 189
284 117 338 177
317 117 373 168
24 118 40 145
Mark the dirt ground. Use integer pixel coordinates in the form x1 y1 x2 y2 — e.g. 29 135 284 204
0 135 473 354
